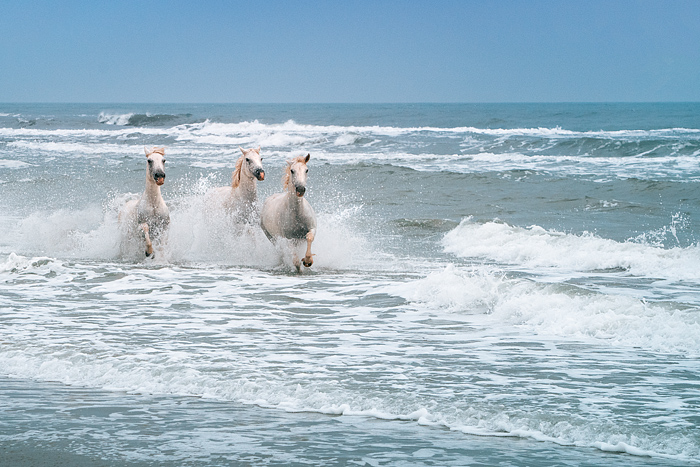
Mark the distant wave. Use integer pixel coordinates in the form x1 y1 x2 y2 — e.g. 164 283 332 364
97 112 133 125
5 117 700 179
5 115 699 140
178 119 700 137
98 112 193 127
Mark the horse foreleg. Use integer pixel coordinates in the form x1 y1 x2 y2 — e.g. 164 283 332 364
292 251 301 273
140 223 153 257
302 230 315 267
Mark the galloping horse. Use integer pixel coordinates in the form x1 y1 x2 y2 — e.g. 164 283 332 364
206 146 265 222
119 147 170 257
260 154 317 272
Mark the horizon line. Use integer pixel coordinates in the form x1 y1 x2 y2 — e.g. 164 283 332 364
2 101 699 106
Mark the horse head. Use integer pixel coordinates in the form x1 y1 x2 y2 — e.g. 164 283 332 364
145 146 166 186
233 146 265 187
285 153 310 197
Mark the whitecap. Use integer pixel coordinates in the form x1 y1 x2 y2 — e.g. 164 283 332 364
442 218 700 282
98 112 134 126
0 159 31 169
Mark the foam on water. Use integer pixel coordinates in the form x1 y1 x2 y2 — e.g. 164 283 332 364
443 218 700 282
98 112 134 126
7 140 136 155
0 256 697 462
2 104 700 464
0 159 31 169
5 198 126 260
391 264 700 356
1 181 373 273
3 117 700 180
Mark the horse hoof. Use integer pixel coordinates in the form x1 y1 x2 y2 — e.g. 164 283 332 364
302 258 313 267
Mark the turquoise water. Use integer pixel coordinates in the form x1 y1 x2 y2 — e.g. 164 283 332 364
1 103 699 465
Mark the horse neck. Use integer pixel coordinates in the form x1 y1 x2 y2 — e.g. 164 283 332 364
234 171 257 202
285 187 304 211
143 177 163 203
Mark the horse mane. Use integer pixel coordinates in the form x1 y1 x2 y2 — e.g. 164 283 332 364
146 146 165 156
282 155 309 190
231 154 244 188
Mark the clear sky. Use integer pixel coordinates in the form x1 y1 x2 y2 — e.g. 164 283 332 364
1 0 699 103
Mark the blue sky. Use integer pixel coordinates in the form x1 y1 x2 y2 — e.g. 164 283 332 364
1 0 698 103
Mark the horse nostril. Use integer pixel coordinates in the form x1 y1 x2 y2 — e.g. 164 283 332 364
296 186 306 196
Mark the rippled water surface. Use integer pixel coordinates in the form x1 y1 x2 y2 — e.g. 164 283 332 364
1 103 699 465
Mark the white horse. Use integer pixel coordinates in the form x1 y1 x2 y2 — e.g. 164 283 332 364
119 147 170 257
206 146 265 222
260 154 317 272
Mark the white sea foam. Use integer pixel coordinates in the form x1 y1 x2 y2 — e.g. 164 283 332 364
2 120 699 180
16 207 119 259
3 119 700 143
0 316 696 462
2 110 699 463
0 252 57 273
443 218 700 282
8 140 136 155
6 182 372 271
98 112 134 126
0 253 697 461
388 264 700 356
0 126 165 139
334 133 361 146
0 159 31 168
165 193 371 270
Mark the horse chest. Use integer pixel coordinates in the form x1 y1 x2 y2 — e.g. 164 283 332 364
137 202 169 229
280 212 311 239
285 224 310 240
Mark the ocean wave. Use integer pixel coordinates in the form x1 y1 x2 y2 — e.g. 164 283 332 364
2 119 700 183
98 112 194 127
390 264 700 356
176 120 700 140
0 251 696 461
0 311 696 462
4 114 700 139
98 112 134 126
4 118 699 153
442 218 700 282
0 252 58 274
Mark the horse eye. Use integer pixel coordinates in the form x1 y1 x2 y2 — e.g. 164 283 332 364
148 159 153 165
246 158 251 163
162 159 166 163
305 168 309 173
290 169 295 174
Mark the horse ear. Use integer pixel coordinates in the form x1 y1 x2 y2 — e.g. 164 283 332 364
144 146 151 157
257 146 261 152
304 153 310 163
239 147 246 155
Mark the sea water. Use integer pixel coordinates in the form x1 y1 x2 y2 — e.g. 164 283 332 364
0 103 699 465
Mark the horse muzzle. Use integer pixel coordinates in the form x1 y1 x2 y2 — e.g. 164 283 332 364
255 169 265 181
154 172 166 186
295 186 306 197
